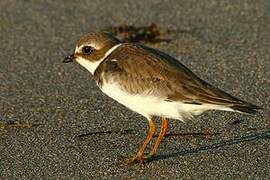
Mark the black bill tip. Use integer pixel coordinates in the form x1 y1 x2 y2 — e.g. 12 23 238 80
63 54 74 63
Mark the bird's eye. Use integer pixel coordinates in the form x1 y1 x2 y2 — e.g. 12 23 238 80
82 46 94 54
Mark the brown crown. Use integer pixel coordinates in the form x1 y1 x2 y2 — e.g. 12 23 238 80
75 32 122 62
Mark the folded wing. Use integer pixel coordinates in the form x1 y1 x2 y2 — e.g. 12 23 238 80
94 44 261 114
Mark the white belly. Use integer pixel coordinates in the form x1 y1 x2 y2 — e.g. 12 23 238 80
100 82 233 121
100 83 194 121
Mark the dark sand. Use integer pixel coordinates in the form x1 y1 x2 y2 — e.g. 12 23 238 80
1 0 269 179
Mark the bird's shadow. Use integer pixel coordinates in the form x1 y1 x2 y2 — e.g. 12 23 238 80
77 128 270 164
149 130 270 163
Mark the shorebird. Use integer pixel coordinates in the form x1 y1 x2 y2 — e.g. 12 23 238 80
63 31 261 164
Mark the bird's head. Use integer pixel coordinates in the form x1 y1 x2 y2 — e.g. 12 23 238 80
63 32 121 74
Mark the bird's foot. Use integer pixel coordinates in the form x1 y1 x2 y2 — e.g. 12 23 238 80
121 153 156 166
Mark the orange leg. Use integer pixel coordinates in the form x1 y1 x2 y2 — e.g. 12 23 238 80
149 117 169 156
123 118 156 165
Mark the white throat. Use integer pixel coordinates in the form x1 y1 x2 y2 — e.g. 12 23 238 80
76 44 122 74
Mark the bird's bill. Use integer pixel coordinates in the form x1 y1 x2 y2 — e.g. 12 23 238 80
63 54 74 63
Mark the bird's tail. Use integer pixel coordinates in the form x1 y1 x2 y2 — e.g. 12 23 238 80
230 103 262 114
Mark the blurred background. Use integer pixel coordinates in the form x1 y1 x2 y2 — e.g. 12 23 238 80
0 0 269 179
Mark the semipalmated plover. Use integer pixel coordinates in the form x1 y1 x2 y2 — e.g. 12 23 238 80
63 32 261 165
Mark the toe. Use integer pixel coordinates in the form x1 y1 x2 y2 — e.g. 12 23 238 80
121 156 137 165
